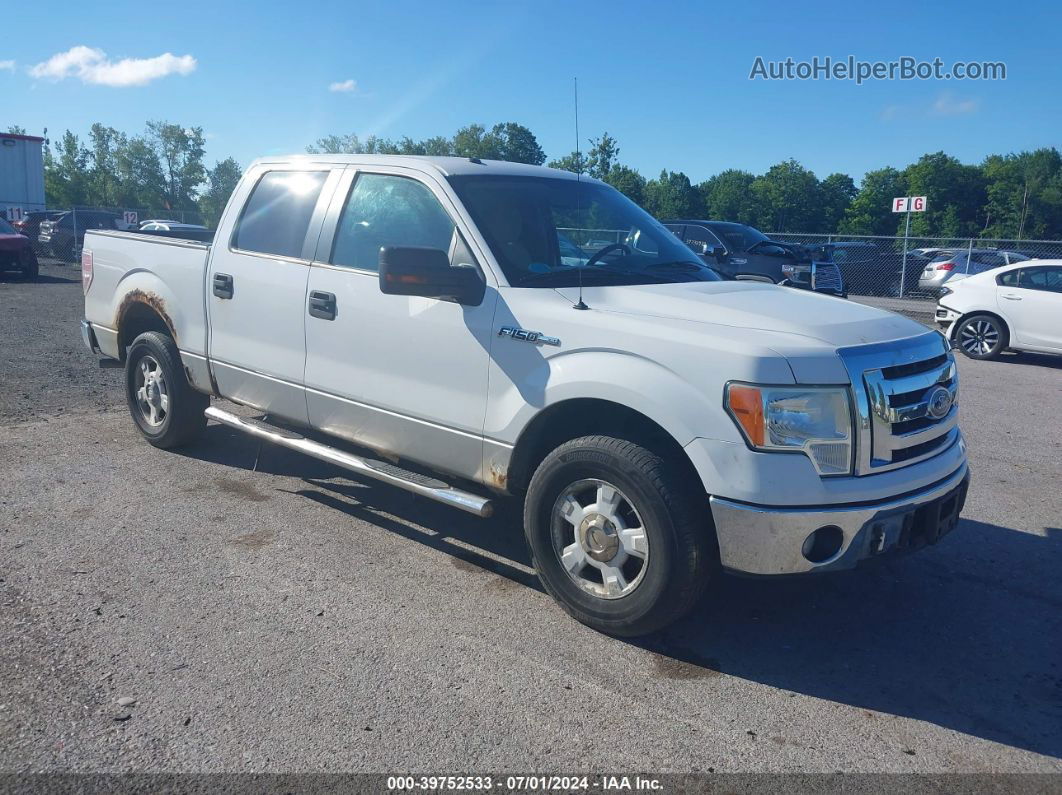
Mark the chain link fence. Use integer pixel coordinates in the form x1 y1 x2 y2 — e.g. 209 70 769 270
10 206 207 264
770 233 1062 300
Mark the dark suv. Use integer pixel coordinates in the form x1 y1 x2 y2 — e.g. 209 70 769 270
38 210 123 261
662 220 845 296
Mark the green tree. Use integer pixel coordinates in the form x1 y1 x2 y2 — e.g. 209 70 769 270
6 125 27 135
902 152 986 237
87 123 128 207
698 169 757 224
643 170 700 218
838 167 907 235
604 164 647 205
981 149 1062 239
750 159 822 232
818 173 857 233
44 131 91 207
198 157 243 227
146 121 206 210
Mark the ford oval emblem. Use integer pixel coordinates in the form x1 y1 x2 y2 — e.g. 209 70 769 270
926 386 954 420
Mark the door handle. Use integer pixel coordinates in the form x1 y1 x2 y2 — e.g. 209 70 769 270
213 272 234 299
308 290 337 320
1002 294 1022 300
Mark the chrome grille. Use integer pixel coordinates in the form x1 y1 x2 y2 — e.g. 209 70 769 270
811 261 843 292
839 333 959 475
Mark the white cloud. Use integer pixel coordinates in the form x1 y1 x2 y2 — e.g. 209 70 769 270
29 46 196 87
328 79 358 93
0 60 15 71
932 93 979 116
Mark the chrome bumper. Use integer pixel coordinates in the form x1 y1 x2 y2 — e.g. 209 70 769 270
709 463 969 575
80 319 99 354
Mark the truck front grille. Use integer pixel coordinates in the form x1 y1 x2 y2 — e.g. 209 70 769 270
811 262 843 292
840 334 959 475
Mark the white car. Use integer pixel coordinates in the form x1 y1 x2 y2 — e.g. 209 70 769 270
936 259 1062 359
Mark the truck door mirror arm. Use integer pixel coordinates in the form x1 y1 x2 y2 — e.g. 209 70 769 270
378 246 485 306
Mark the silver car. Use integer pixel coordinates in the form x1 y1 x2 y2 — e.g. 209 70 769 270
918 249 1029 294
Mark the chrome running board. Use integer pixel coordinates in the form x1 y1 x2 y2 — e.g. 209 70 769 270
204 406 494 518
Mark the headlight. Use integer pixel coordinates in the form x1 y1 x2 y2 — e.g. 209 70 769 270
725 383 854 475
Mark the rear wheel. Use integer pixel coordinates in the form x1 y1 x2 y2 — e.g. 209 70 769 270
125 331 208 448
524 435 713 637
956 314 1008 360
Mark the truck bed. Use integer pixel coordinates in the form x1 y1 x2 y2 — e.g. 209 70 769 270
82 229 213 363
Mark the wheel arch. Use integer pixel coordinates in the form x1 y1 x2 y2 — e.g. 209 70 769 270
116 297 176 360
504 398 706 501
951 309 1010 343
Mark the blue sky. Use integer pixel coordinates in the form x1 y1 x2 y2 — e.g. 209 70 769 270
4 0 1060 184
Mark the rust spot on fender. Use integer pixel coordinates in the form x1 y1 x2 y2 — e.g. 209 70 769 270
116 289 177 342
487 462 508 491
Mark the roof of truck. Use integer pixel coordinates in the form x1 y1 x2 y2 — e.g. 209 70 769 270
249 154 599 182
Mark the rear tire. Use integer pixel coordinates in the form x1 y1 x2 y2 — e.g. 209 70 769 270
955 314 1008 360
125 331 208 449
524 435 713 637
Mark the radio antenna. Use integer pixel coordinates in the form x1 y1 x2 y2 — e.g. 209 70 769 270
572 76 589 310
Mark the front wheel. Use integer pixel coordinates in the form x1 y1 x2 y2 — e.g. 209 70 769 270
956 314 1008 360
125 331 208 448
524 436 713 637
20 248 39 280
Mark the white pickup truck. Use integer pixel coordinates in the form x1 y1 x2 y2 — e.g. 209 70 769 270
81 155 969 636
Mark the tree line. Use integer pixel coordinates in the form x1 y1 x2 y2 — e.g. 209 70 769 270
24 119 1062 240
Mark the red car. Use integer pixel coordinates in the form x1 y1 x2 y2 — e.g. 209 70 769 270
0 216 39 279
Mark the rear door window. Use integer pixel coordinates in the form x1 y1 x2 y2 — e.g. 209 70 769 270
233 171 329 259
1018 267 1062 293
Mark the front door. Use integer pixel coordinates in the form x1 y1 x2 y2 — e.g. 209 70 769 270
207 166 341 423
303 166 498 483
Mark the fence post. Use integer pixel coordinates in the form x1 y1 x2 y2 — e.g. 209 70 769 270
71 207 78 264
898 208 911 297
966 238 974 274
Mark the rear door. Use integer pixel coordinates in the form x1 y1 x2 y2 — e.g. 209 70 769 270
302 165 497 483
207 165 343 424
999 266 1062 350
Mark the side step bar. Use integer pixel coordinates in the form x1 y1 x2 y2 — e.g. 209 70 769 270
204 406 494 518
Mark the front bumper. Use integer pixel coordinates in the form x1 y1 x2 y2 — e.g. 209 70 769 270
709 463 969 575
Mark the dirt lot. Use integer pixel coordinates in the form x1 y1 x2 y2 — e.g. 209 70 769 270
1 262 1060 775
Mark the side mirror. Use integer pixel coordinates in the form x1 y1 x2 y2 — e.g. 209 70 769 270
700 242 726 262
379 246 485 306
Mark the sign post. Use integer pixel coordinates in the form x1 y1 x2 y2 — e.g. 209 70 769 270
892 196 927 297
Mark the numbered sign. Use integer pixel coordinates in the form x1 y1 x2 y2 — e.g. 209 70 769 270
123 211 138 226
5 207 24 223
910 196 927 212
892 197 909 213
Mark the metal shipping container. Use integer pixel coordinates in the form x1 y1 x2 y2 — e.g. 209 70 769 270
0 133 46 221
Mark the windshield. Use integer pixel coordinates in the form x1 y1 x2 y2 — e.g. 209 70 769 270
447 175 720 287
704 222 770 253
0 218 16 235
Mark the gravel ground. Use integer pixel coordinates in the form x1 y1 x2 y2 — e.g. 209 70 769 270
1 263 1060 774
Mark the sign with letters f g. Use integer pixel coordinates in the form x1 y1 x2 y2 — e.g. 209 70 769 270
892 196 927 213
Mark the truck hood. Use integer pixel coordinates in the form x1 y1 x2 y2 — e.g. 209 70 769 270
554 280 924 348
552 280 932 384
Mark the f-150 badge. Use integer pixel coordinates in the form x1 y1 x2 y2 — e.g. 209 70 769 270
498 327 561 346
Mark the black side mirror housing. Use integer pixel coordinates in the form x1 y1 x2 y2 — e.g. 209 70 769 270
699 242 726 262
379 246 485 306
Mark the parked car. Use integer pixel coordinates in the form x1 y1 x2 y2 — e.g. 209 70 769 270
38 210 123 261
11 210 62 242
662 220 845 296
936 259 1062 359
0 217 39 279
918 249 1029 295
82 155 968 637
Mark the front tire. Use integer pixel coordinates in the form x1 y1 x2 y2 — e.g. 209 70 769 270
20 248 39 280
524 436 713 637
956 314 1008 360
125 331 208 448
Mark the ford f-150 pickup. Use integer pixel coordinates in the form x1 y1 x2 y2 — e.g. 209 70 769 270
81 155 969 636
